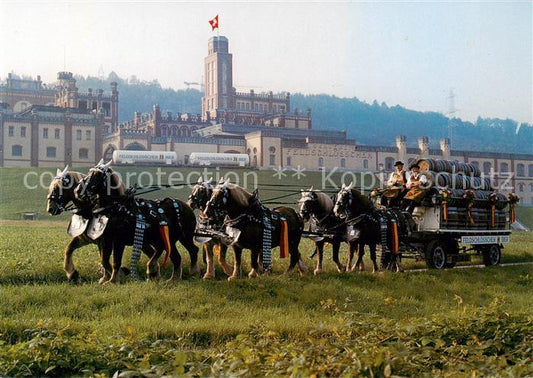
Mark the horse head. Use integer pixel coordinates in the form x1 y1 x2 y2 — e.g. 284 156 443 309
75 159 117 203
204 178 231 219
188 177 214 210
333 182 354 218
334 182 374 219
47 165 75 215
298 187 318 221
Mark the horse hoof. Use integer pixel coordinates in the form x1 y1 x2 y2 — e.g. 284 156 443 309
67 270 80 283
228 275 239 281
203 273 215 280
337 265 346 273
248 269 259 278
313 269 323 275
98 277 107 285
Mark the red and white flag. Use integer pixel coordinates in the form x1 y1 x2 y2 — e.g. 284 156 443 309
209 15 219 31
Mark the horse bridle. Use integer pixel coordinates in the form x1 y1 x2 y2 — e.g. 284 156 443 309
188 184 213 210
80 166 112 198
47 175 75 212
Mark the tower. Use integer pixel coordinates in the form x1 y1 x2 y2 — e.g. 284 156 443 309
202 36 233 120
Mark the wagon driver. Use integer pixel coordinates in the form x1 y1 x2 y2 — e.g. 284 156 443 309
381 161 407 207
401 163 428 213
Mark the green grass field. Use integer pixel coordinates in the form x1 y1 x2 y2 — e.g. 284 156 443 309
1 166 532 376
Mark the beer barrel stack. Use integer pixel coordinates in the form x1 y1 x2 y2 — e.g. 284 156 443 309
417 158 508 229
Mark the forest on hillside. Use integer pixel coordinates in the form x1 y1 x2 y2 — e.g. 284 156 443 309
74 73 533 154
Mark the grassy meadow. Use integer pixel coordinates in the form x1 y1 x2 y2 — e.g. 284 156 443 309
0 166 532 376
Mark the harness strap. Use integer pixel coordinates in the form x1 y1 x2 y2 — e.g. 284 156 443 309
131 213 146 281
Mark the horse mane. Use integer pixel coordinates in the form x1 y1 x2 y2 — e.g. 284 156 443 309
107 167 125 196
227 183 252 207
313 191 334 214
350 188 374 211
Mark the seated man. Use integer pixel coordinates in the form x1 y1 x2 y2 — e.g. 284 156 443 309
402 163 428 213
381 161 407 207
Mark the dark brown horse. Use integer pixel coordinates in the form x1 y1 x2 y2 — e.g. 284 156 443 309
298 188 359 274
46 166 111 283
333 183 380 272
75 161 200 282
204 179 307 279
188 178 233 279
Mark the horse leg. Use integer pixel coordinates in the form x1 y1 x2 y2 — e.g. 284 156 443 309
168 244 183 281
370 243 379 273
248 249 261 278
203 243 215 280
145 245 161 281
353 243 365 271
218 244 233 276
332 241 346 273
287 244 307 275
99 239 113 284
63 236 84 282
107 242 126 284
180 236 200 276
228 246 243 281
346 241 356 272
314 242 324 275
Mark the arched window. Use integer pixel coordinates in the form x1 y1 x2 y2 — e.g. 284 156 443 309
385 157 395 171
79 148 88 159
517 183 524 192
517 164 525 177
181 127 190 137
161 126 168 137
363 159 369 169
12 145 22 156
318 157 324 167
483 162 492 175
500 162 509 173
528 164 533 177
269 146 276 153
471 161 479 168
253 147 257 154
340 158 346 168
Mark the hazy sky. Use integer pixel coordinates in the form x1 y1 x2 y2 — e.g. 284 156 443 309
1 1 531 124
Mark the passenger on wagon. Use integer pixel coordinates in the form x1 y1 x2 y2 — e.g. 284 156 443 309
401 163 428 213
381 161 407 207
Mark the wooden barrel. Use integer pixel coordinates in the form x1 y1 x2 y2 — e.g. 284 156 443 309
452 174 465 189
441 160 454 173
433 171 452 188
450 161 460 173
468 163 482 177
480 177 492 191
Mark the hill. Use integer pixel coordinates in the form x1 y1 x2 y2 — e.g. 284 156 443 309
75 73 533 154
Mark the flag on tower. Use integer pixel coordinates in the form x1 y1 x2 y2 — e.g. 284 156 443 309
209 15 219 31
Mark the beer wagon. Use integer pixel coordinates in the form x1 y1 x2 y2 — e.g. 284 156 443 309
378 158 519 269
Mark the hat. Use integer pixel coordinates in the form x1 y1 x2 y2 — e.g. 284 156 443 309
394 161 404 167
410 163 420 170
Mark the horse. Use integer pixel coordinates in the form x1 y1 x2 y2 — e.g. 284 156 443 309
46 166 112 283
332 183 380 272
75 160 200 282
298 188 359 274
188 178 233 279
204 179 307 280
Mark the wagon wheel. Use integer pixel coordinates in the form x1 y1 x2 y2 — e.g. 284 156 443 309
482 244 501 266
425 240 448 269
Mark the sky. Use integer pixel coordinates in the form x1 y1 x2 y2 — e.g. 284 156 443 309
0 1 531 124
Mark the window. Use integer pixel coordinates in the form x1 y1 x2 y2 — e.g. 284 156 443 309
254 104 258 111
471 161 479 168
500 162 509 173
286 156 291 166
86 130 91 140
12 145 22 156
517 164 525 177
483 162 492 175
8 126 14 137
46 147 56 158
55 129 60 139
363 159 369 169
102 102 110 116
530 183 533 192
385 157 395 171
340 158 346 168
79 148 88 159
518 183 524 192
318 157 324 167
20 127 26 137
528 164 533 177
78 100 87 110
76 130 82 140
269 154 275 166
43 128 48 139
246 103 250 110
